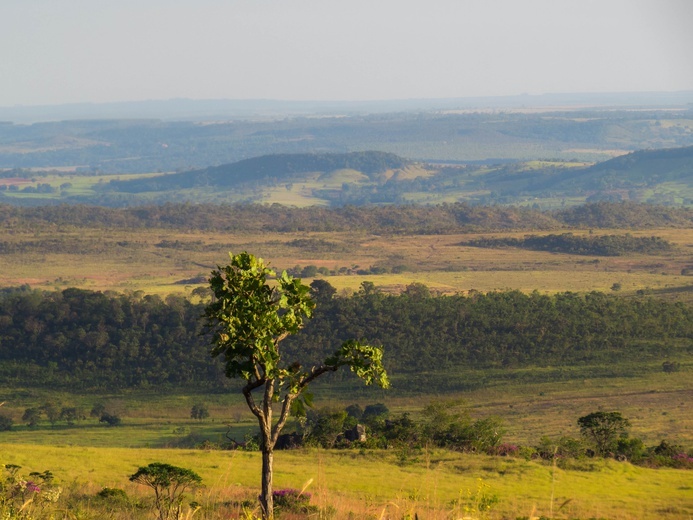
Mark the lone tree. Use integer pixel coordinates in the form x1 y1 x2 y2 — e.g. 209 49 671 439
578 411 631 457
129 462 202 520
204 252 389 519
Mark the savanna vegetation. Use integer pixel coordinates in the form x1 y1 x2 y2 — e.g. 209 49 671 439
0 284 690 392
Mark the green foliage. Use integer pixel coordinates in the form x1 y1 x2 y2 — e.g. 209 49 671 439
536 435 587 460
0 286 691 392
578 411 631 456
204 251 388 519
303 408 349 448
22 408 41 428
206 252 316 381
418 401 504 452
129 462 202 520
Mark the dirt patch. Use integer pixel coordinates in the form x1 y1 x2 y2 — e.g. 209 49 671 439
0 178 32 186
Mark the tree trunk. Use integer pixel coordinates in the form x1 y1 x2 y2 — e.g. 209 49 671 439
260 444 274 519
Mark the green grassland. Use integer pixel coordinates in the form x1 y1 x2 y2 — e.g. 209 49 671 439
1 443 691 519
0 366 691 519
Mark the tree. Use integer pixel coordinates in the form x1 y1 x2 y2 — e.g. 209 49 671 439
578 411 631 456
60 406 84 426
40 401 61 428
204 252 388 519
190 403 209 421
22 407 42 428
309 279 337 303
129 462 202 520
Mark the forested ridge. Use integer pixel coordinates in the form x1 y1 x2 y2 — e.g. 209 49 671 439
1 201 691 234
0 286 689 391
104 151 411 193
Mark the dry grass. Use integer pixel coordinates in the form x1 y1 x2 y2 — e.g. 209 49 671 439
1 227 692 298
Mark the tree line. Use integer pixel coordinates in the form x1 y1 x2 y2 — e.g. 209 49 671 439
460 233 674 256
1 201 692 235
0 285 689 391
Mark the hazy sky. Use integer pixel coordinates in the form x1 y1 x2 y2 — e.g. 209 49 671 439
1 0 692 106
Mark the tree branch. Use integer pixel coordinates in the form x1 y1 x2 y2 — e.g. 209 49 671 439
242 377 266 421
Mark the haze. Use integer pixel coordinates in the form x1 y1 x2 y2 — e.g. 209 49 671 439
1 0 692 107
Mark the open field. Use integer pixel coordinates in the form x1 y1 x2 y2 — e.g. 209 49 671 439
1 443 691 519
0 368 689 449
1 227 692 299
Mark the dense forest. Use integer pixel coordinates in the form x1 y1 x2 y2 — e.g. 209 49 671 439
0 286 689 391
1 202 691 234
460 233 675 256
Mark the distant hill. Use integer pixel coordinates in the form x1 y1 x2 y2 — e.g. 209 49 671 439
544 144 693 193
105 151 411 193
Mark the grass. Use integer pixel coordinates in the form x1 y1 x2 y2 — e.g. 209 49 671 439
1 444 691 519
1 227 692 299
1 368 689 449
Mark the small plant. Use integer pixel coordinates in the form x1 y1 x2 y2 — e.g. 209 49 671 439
0 464 62 519
96 486 130 504
129 462 202 520
450 478 498 519
272 488 315 514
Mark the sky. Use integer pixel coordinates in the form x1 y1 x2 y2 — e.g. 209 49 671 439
1 0 692 107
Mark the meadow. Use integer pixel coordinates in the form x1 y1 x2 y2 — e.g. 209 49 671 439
2 443 692 519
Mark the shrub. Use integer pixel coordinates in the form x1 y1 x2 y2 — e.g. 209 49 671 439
190 403 210 421
272 489 315 514
0 414 13 431
99 413 122 426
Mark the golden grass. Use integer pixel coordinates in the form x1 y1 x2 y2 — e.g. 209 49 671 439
1 227 692 298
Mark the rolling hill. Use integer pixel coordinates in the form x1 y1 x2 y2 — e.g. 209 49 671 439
103 151 412 193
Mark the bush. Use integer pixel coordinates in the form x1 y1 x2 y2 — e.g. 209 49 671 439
273 489 315 514
616 437 646 462
96 487 130 504
0 414 13 431
99 413 122 426
190 403 209 421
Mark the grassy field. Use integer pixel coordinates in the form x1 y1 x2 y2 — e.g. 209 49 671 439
1 443 691 519
1 369 690 518
1 227 692 299
0 367 689 449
